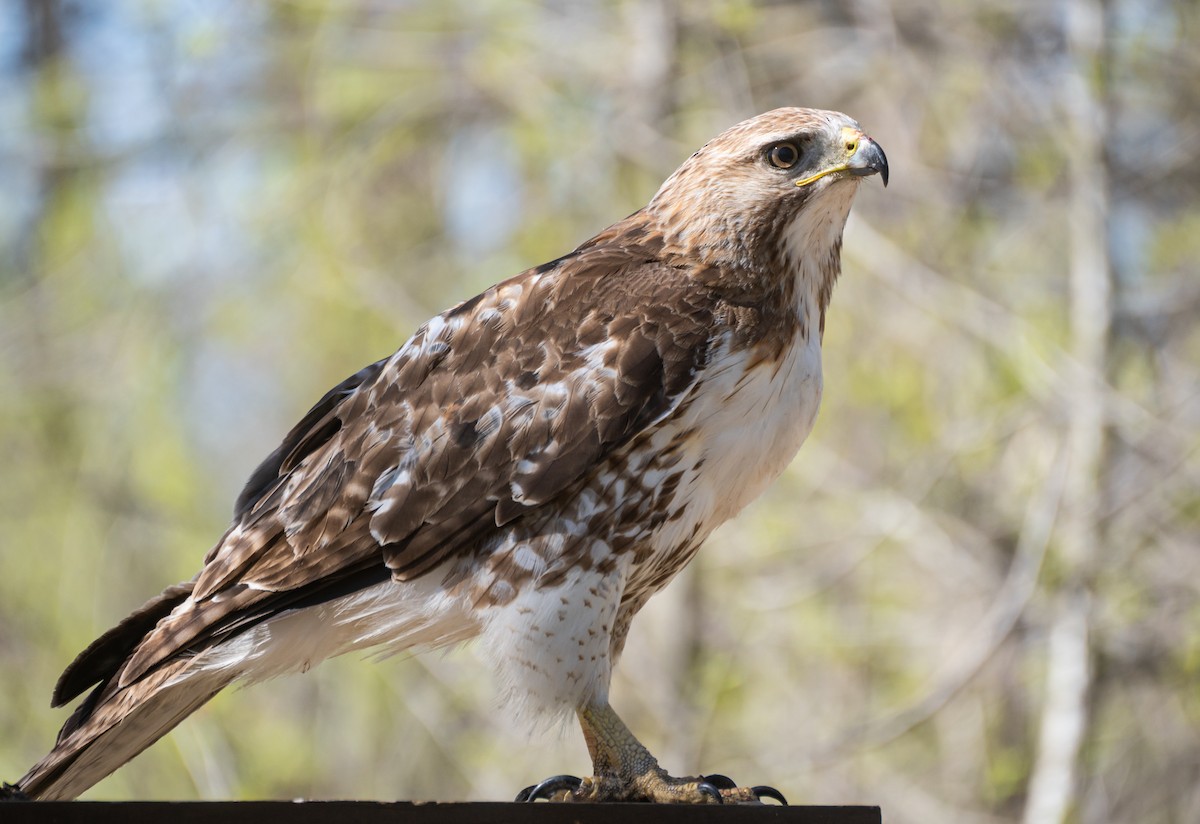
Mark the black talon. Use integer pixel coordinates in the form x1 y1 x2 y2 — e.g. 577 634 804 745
752 785 788 805
701 773 738 790
696 780 725 804
516 774 583 802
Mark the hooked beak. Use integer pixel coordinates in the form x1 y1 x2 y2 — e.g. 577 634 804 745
846 132 889 187
795 126 889 188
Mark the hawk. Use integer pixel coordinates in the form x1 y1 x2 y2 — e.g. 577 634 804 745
5 107 887 804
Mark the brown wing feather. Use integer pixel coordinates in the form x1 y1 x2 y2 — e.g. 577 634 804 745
51 581 196 708
74 224 715 697
235 357 390 519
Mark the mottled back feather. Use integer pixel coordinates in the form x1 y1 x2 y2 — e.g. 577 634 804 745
59 232 717 700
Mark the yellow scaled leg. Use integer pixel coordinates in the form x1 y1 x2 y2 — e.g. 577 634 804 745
515 701 786 805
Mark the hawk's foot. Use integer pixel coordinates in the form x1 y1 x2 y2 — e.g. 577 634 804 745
515 701 786 805
516 769 786 804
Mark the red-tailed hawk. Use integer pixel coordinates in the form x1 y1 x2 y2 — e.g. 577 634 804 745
5 107 886 804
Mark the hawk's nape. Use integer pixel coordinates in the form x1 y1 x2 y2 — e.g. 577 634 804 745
8 108 886 804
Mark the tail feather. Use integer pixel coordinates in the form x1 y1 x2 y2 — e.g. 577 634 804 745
17 660 233 800
12 569 474 799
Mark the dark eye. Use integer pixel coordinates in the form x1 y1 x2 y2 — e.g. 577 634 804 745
768 142 799 169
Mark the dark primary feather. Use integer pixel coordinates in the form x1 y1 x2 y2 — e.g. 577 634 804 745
234 358 390 519
51 581 195 709
55 217 717 703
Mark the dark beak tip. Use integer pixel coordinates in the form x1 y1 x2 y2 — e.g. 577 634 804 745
849 139 888 187
870 140 889 188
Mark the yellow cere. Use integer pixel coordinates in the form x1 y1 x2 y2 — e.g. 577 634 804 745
795 126 863 188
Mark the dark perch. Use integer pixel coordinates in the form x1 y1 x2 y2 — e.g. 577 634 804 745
0 800 881 823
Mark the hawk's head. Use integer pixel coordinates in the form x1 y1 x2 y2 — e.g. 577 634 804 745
648 108 887 286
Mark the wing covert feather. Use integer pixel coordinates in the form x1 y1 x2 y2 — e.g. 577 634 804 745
114 244 715 689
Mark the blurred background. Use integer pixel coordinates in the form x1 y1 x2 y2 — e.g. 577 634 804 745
1 0 1197 821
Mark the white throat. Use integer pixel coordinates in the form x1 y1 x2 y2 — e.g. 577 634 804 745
781 179 859 332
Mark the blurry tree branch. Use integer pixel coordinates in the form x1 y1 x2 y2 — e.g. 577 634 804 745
809 439 1066 764
1022 2 1111 823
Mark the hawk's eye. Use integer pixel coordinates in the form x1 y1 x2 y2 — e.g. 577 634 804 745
767 142 799 169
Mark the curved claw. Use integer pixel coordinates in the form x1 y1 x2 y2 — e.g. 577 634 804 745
700 773 738 790
695 780 725 804
700 773 785 805
515 774 583 802
752 785 788 805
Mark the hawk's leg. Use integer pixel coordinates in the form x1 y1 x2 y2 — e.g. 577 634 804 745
516 702 786 805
